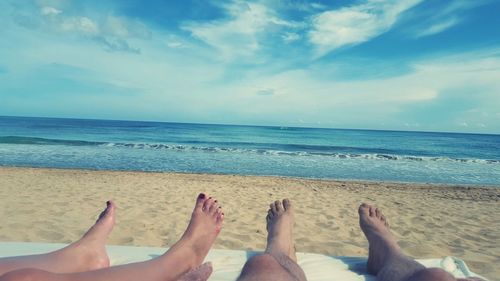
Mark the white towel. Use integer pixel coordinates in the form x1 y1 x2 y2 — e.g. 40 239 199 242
0 242 488 281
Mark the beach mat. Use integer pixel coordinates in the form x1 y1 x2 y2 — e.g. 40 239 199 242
0 242 487 280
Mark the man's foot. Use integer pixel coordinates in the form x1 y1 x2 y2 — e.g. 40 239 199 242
359 203 402 275
163 193 224 271
58 200 116 272
265 199 296 261
237 199 307 281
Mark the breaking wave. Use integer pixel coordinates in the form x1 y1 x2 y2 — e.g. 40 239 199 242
1 136 498 164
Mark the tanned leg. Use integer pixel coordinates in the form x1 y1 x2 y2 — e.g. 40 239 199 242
359 203 482 281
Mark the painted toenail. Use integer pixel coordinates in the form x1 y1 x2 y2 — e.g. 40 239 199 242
198 193 206 199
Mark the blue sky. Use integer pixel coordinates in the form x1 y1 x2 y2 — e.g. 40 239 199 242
1 0 500 133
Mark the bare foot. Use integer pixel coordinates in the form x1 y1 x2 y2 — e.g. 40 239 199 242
265 199 296 261
359 203 402 275
56 200 115 272
162 193 224 274
177 262 213 281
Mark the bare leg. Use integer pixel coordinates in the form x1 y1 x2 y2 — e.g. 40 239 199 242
0 201 116 275
0 193 224 281
237 199 307 281
358 203 481 281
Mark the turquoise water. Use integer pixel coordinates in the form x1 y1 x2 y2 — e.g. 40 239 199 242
0 116 499 185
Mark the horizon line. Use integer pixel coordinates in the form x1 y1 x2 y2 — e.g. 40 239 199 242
1 115 499 136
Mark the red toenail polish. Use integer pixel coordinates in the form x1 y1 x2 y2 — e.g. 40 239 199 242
209 197 212 199
198 193 206 199
106 201 110 206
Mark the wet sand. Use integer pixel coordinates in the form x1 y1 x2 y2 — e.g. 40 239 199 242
0 167 498 279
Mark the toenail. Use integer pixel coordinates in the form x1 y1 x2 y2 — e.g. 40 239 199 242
198 193 206 199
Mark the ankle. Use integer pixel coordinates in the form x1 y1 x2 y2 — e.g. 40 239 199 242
163 240 200 267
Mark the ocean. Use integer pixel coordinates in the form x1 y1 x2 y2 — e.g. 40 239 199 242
0 116 499 185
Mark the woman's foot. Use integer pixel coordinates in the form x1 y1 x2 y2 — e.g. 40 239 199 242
0 201 115 276
54 200 116 272
161 193 224 277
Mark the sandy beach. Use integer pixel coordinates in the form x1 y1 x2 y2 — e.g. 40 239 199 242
0 167 498 279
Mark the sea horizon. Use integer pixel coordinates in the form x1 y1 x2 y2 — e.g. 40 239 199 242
2 115 499 137
1 116 499 186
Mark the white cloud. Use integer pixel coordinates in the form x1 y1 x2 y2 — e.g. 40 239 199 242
166 41 184 49
414 17 460 37
270 0 328 13
164 34 191 49
278 1 327 12
410 1 492 38
103 16 152 40
18 3 152 54
212 48 500 130
310 3 327 10
2 1 500 133
98 37 140 54
57 15 151 44
440 0 491 17
308 0 422 56
256 88 275 96
182 1 299 61
60 17 99 35
3 15 500 132
40 6 61 16
282 32 300 43
104 16 129 37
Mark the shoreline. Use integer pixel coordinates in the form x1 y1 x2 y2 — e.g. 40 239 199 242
0 166 498 279
1 165 499 188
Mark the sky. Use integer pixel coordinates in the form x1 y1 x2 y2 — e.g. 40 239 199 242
1 0 500 134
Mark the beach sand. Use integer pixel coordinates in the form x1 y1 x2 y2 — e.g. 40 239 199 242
0 167 498 279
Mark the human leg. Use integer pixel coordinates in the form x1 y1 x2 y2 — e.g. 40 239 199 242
0 263 214 281
358 203 481 281
0 193 223 281
237 199 307 281
0 201 116 275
